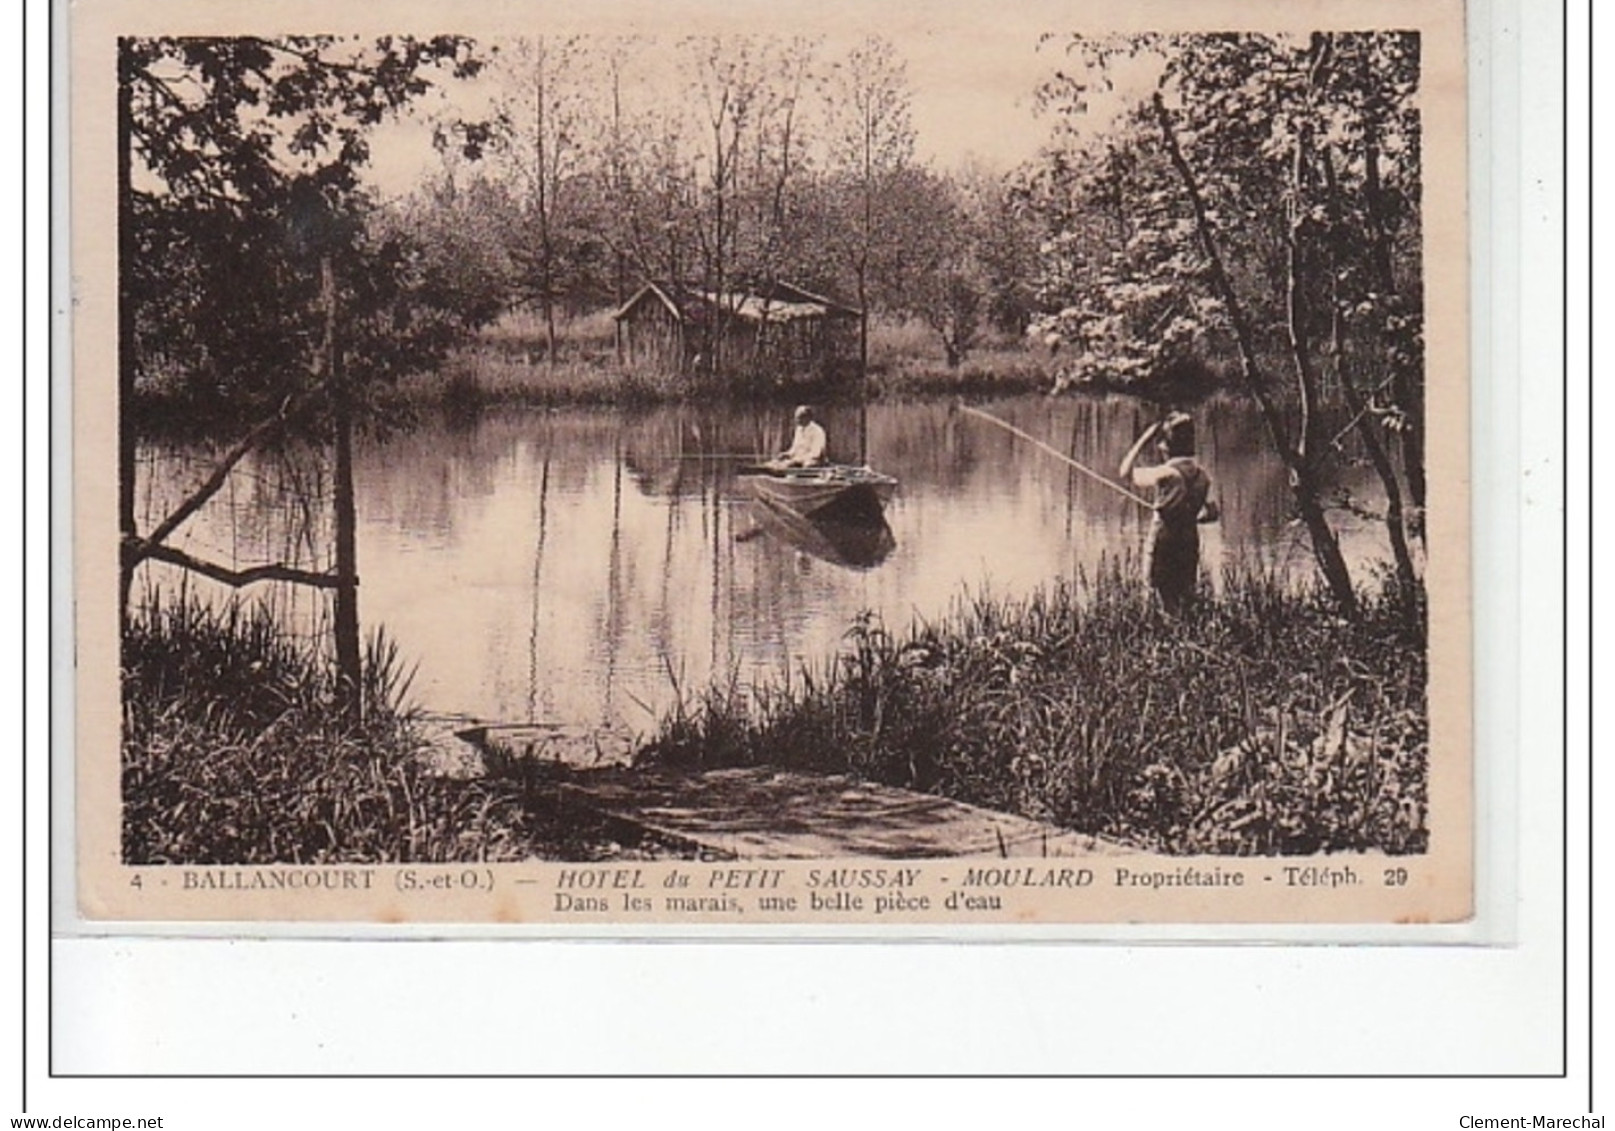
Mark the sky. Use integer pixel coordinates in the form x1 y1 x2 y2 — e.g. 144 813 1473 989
361 21 1079 197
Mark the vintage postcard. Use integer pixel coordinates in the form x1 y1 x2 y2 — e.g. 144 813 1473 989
70 0 1472 927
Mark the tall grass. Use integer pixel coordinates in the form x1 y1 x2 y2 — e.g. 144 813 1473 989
478 307 620 362
408 307 687 410
647 566 1428 855
389 313 1059 412
122 591 682 864
402 348 686 412
864 319 1052 398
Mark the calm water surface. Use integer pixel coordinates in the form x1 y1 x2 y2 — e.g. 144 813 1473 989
136 396 1391 733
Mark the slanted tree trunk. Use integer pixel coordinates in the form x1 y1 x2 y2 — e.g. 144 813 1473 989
1152 92 1360 618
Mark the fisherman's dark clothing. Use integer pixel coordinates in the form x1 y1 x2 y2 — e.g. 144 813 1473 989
1136 457 1212 611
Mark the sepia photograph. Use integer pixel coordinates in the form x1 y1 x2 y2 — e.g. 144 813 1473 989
43 0 1591 1107
74 0 1471 923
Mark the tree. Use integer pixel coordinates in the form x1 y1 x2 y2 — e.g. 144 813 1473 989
121 37 484 385
490 36 589 362
596 36 642 306
822 36 916 375
875 167 985 367
957 162 1043 337
678 35 775 376
734 37 820 324
120 35 487 704
376 171 521 349
1031 32 1425 615
1017 120 1225 388
1310 32 1426 540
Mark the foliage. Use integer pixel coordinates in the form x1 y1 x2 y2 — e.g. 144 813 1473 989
1014 121 1228 387
267 35 1058 379
867 167 980 365
482 36 614 354
1021 32 1422 401
374 172 521 341
818 35 918 365
417 35 923 372
122 36 497 425
1017 32 1426 613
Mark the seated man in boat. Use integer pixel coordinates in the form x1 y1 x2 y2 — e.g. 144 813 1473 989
1118 411 1214 614
774 405 828 468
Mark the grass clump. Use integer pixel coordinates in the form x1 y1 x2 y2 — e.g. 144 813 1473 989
386 313 1060 413
646 566 1428 856
122 591 681 864
405 348 685 412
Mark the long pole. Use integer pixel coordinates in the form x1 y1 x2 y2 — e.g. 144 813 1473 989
954 403 1155 509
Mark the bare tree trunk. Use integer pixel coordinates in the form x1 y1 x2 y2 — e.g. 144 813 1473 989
610 61 628 308
534 51 557 367
1365 125 1426 536
712 122 736 381
1284 140 1318 470
324 258 362 718
858 116 874 379
1363 128 1396 290
1152 93 1359 618
856 264 869 379
1323 149 1419 608
132 393 305 556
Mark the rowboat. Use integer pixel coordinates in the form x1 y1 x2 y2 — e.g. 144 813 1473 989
737 464 898 519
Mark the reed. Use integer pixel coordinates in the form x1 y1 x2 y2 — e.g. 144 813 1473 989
410 348 686 411
647 566 1428 855
121 590 684 864
382 315 1059 413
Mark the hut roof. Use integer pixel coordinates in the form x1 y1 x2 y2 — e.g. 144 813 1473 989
613 281 861 324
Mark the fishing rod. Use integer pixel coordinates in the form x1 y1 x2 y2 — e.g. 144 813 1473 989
674 452 771 461
952 402 1156 510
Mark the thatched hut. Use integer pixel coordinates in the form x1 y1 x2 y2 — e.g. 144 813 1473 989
613 281 861 384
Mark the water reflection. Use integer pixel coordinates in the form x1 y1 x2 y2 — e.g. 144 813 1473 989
135 396 1393 732
741 498 897 571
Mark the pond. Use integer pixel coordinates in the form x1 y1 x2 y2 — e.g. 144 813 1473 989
134 394 1393 733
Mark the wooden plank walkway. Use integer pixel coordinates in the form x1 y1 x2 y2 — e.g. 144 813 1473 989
555 766 1123 860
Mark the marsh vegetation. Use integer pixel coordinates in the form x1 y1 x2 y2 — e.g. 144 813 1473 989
648 566 1427 856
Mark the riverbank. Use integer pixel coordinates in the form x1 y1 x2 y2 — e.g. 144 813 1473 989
384 312 1055 412
127 309 1237 433
398 346 1051 414
122 593 689 864
645 567 1428 856
122 566 1425 862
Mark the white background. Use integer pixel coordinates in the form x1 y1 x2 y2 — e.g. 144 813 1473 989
13 0 1598 1124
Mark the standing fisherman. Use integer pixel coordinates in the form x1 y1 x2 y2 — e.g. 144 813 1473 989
1119 412 1214 614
